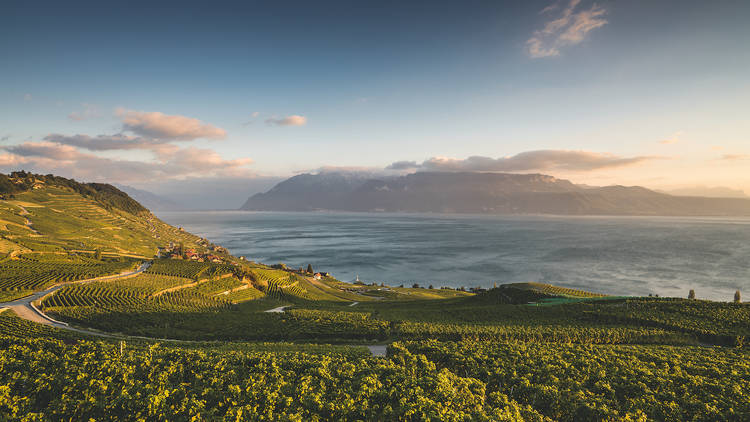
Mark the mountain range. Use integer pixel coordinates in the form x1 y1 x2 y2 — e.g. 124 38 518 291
241 172 750 216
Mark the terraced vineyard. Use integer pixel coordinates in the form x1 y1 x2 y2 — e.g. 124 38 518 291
42 282 229 314
0 174 209 257
146 259 234 281
0 310 83 339
506 282 607 298
0 257 138 301
223 286 265 302
105 273 193 295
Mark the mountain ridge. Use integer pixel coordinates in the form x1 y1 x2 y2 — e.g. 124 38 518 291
241 171 750 216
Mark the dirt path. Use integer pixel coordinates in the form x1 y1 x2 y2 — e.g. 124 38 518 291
264 306 289 313
366 345 387 357
215 284 251 297
151 280 201 297
14 204 41 234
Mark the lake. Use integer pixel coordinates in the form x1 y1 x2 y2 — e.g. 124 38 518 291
159 211 750 301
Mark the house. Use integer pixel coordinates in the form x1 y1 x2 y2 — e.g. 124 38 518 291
313 273 322 280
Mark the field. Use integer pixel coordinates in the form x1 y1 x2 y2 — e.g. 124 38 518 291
2 172 749 420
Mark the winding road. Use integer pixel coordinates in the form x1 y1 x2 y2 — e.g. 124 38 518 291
1 263 388 355
0 261 151 336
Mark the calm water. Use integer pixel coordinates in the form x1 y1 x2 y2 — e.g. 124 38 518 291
159 211 750 301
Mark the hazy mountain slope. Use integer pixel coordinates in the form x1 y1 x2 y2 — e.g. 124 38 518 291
241 171 750 216
663 186 749 199
115 184 184 211
241 172 382 211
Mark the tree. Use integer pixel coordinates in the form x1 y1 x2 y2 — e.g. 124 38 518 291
412 283 420 289
307 264 313 274
688 289 695 299
735 290 741 303
428 284 434 290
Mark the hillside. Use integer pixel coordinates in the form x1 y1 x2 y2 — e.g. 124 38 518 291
242 171 750 216
1 171 749 421
0 171 207 257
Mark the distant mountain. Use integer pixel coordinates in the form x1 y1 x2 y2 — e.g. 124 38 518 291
115 184 184 211
240 171 750 216
241 172 384 211
662 186 749 199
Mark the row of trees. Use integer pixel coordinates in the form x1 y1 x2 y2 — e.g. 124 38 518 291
688 288 741 302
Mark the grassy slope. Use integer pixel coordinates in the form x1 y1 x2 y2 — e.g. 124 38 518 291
0 185 205 257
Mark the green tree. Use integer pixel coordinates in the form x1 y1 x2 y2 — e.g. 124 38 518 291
688 289 695 299
307 264 313 274
735 290 741 303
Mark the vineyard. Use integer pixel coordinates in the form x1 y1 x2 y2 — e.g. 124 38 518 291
41 281 229 316
398 339 750 421
0 328 747 421
146 259 234 281
0 257 138 301
504 282 608 298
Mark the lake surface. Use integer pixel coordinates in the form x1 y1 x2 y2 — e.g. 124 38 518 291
159 211 750 301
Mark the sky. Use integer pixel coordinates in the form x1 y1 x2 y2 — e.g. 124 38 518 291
1 0 749 207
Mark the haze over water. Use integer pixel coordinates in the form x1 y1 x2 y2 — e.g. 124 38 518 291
160 211 750 301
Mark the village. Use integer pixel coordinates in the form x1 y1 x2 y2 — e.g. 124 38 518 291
160 239 229 263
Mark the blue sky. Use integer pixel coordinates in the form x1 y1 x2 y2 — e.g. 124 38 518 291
1 0 749 202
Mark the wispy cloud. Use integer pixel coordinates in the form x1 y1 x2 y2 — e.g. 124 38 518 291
23 93 32 102
720 154 750 161
0 107 255 184
44 134 169 151
116 108 227 140
265 115 307 126
243 111 262 126
526 0 608 58
387 150 657 173
68 103 100 121
660 131 683 145
1 141 254 183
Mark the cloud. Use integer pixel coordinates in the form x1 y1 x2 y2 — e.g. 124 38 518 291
265 115 307 126
385 161 420 171
659 131 683 145
0 135 10 142
116 108 227 140
1 140 254 184
44 133 170 151
720 154 750 161
388 150 657 173
243 111 262 126
526 0 608 58
23 94 32 102
5 141 82 161
68 103 100 121
304 165 380 174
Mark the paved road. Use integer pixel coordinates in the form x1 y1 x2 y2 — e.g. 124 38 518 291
264 306 289 313
0 261 151 335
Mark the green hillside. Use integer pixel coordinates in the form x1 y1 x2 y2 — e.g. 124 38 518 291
1 172 749 421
